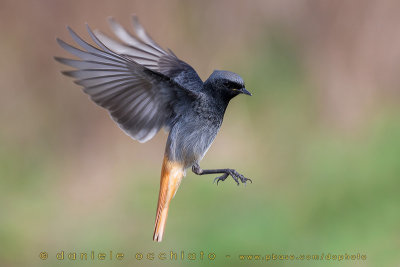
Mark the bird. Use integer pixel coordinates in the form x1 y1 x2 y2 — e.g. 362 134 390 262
55 16 252 242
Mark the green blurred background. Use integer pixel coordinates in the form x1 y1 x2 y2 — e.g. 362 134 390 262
1 0 399 266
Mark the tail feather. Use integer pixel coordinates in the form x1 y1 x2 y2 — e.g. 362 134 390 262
153 155 184 242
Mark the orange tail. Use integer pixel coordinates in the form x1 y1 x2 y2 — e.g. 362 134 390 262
153 155 184 242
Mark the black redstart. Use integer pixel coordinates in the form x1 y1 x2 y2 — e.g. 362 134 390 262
55 16 252 242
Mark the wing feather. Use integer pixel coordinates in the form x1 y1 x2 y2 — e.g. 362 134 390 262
56 19 201 143
95 16 203 91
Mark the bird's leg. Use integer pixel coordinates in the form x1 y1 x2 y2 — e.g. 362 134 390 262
192 163 252 186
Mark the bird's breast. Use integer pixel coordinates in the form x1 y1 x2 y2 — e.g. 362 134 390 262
166 107 224 168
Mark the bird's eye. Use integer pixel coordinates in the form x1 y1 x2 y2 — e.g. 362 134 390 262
223 81 230 87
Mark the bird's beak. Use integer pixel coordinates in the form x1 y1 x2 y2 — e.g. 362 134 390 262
240 87 252 96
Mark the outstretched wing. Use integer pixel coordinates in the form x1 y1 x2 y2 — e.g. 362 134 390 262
94 16 203 91
55 25 199 143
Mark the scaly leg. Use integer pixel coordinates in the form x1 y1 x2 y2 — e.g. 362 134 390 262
192 163 252 186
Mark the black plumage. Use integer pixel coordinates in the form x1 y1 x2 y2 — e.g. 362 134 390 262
56 16 252 242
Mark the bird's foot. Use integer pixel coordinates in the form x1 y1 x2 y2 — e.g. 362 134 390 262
213 169 252 186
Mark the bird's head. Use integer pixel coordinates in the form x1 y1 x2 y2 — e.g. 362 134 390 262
205 70 251 100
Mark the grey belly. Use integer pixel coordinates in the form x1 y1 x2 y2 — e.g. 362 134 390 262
166 118 221 168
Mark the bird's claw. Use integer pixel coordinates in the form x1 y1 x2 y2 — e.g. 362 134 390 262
214 169 252 186
213 173 229 185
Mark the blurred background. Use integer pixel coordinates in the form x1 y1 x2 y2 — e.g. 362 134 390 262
1 0 399 266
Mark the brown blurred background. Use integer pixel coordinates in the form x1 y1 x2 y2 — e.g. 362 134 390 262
1 0 399 266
